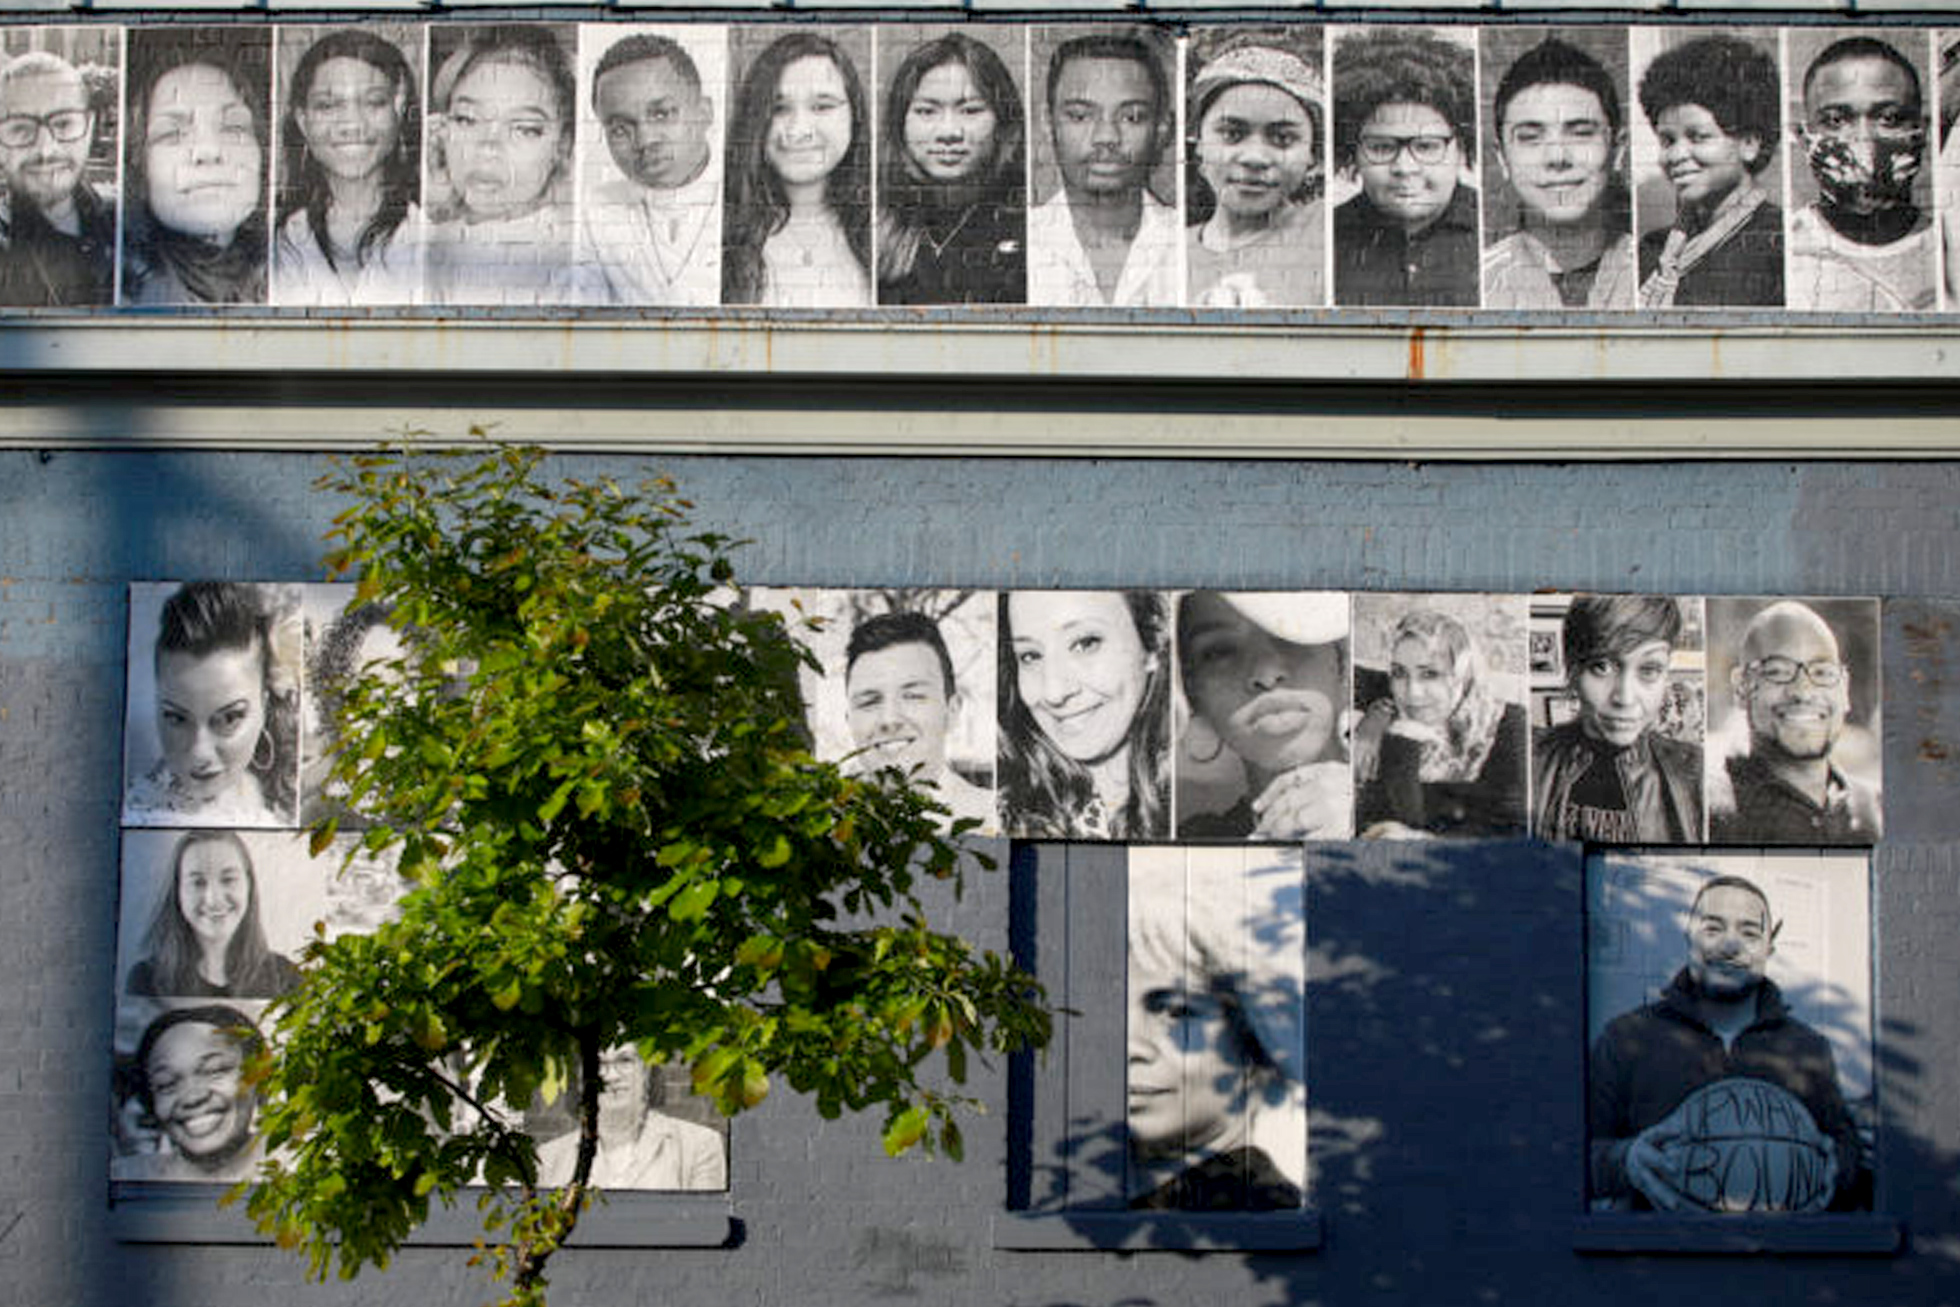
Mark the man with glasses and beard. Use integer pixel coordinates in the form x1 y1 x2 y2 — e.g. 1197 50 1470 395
0 49 115 305
1710 600 1880 843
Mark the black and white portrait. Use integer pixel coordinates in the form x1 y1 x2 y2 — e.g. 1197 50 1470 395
320 834 410 941
119 26 273 306
525 1047 729 1191
1941 31 1960 311
1785 28 1937 313
998 590 1173 840
1350 592 1529 839
123 582 303 828
576 24 727 307
747 587 998 835
115 827 317 1001
1127 845 1305 1210
1184 28 1327 310
1529 594 1706 844
111 997 270 1183
271 25 425 307
1329 26 1480 308
874 25 1028 306
1587 850 1872 1212
0 26 119 307
1629 28 1786 309
299 582 408 828
424 24 596 307
1705 597 1882 844
720 26 873 308
1480 28 1636 311
1174 591 1350 840
1026 25 1180 308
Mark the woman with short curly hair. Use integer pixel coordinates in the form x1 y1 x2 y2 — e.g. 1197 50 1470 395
1636 33 1785 308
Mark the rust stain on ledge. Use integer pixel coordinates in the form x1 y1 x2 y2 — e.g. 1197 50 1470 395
1407 327 1425 380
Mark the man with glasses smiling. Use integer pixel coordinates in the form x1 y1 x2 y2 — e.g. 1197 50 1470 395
0 48 116 305
1711 600 1881 843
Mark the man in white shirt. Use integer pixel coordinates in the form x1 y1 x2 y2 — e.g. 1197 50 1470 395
1028 33 1179 308
579 32 723 306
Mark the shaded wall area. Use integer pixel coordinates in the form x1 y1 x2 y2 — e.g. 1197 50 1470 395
3 450 1959 1307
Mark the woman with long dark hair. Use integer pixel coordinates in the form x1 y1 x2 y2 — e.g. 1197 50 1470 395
722 32 871 307
998 589 1171 839
120 27 272 305
876 32 1026 305
274 28 423 305
126 831 300 999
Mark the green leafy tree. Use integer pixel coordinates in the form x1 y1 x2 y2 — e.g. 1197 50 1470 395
241 444 1049 1305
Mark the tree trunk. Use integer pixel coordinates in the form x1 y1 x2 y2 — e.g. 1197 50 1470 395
510 1030 602 1301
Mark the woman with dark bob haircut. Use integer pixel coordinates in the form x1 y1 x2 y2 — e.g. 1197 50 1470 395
120 27 273 305
722 32 872 307
877 32 1027 305
1330 29 1479 306
1636 34 1784 308
274 28 423 305
1532 595 1704 843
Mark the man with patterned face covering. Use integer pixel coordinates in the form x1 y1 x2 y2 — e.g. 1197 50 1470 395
1788 36 1937 311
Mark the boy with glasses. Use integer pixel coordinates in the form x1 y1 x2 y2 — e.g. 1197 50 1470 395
1331 28 1479 307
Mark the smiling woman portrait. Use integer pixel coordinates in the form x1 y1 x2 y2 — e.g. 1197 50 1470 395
1184 33 1327 309
126 830 301 1000
1632 30 1785 308
722 29 872 308
998 589 1171 840
1351 595 1529 839
273 26 424 305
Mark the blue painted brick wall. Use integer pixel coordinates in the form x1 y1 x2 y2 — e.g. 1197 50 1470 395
3 450 1958 1307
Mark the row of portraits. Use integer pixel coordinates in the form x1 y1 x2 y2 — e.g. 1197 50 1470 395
1113 846 1868 1213
120 581 1883 849
109 825 731 1187
6 21 1960 312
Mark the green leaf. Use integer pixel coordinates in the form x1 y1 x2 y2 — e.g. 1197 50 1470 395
882 1106 929 1157
757 834 792 868
668 879 719 921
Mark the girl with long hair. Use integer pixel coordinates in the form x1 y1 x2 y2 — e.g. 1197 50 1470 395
876 32 1027 305
274 27 423 305
126 831 300 999
998 590 1170 839
120 28 272 305
721 32 872 307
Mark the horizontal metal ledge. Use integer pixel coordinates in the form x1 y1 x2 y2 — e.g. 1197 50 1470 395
110 1185 735 1248
4 316 1960 386
1570 1213 1905 1255
7 392 1960 458
993 1208 1324 1251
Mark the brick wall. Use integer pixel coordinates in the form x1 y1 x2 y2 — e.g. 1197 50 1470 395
3 449 1958 1306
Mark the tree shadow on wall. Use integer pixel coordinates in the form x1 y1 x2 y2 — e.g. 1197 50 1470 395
1009 837 1959 1307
